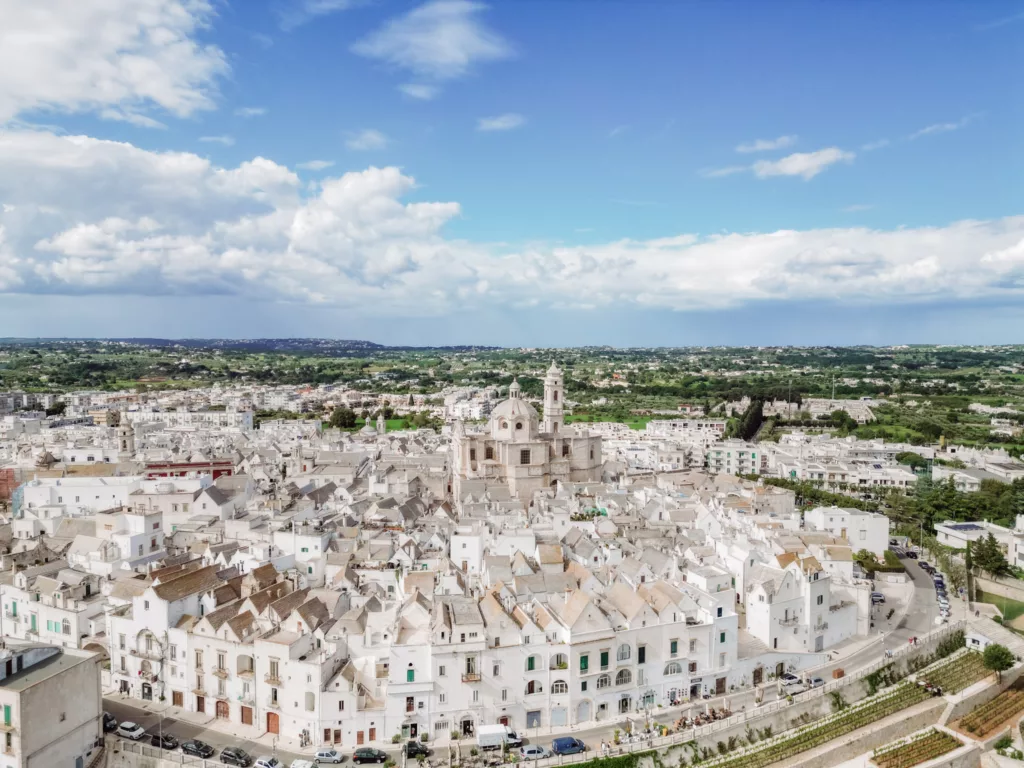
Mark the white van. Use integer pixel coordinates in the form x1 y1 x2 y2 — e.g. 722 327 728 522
477 724 522 751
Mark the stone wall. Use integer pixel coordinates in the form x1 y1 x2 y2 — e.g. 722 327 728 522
946 663 1024 724
975 576 1024 606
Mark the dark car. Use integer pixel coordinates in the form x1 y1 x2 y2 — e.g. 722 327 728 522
906 551 918 559
552 738 586 756
220 746 253 767
182 740 216 759
150 733 179 750
102 713 118 733
352 748 388 764
405 741 429 759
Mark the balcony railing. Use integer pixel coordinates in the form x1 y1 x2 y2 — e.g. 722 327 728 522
780 616 800 627
212 667 230 679
130 648 163 662
461 672 481 683
266 697 281 710
192 685 206 695
237 668 255 679
265 673 282 686
238 691 254 705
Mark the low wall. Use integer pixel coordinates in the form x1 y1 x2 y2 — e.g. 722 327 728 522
975 576 1024 606
918 742 982 768
773 698 947 768
105 736 205 768
946 663 1024 724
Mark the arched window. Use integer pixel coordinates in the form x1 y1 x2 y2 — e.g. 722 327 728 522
664 662 682 676
552 680 568 694
62 618 71 635
515 422 523 430
551 653 567 670
500 420 508 430
553 392 558 402
616 669 632 686
525 680 542 695
617 644 631 661
596 675 610 689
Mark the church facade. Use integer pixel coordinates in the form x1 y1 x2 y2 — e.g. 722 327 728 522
451 363 603 499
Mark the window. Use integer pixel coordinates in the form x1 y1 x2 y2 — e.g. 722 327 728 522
552 680 568 694
717 607 723 618
581 681 588 692
526 656 536 672
406 696 415 713
688 662 697 673
590 449 594 460
62 618 71 635
637 646 646 665
664 662 682 676
817 595 823 605
472 689 479 703
501 688 508 702
579 654 589 672
719 653 726 668
525 681 541 695
196 651 203 668
306 692 315 712
144 601 150 611
600 650 609 670
615 669 632 686
438 665 446 677
515 422 523 431
616 644 630 661
339 701 344 711
669 640 678 657
720 632 726 643
470 449 476 461
170 644 177 660
407 669 415 683
439 693 446 704
689 639 696 653
520 449 530 465
492 663 500 677
485 447 494 460
562 444 570 457
596 675 610 689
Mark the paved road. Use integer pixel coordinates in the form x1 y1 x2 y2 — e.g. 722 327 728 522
102 554 951 765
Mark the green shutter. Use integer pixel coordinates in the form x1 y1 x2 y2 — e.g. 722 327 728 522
3 706 10 726
600 651 609 669
407 669 414 682
670 640 678 655
527 657 535 672
579 655 588 672
9 603 14 617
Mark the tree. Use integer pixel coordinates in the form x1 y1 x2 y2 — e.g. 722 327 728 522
973 533 1010 578
329 407 357 429
45 402 66 416
983 643 1015 682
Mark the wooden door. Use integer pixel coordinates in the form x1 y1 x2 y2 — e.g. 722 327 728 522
241 706 253 726
369 727 376 742
216 700 229 720
357 731 365 745
715 677 726 695
325 728 332 743
753 667 763 685
196 695 205 714
172 691 183 708
267 712 280 735
334 729 341 744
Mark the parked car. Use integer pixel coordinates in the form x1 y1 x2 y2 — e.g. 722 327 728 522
521 745 552 760
906 551 918 559
102 713 118 733
551 738 586 756
220 747 253 767
150 733 179 750
810 677 825 689
919 561 932 571
405 741 429 759
254 758 283 768
290 762 315 768
116 722 146 740
871 592 886 604
780 673 801 686
182 740 216 759
352 748 388 764
314 748 344 764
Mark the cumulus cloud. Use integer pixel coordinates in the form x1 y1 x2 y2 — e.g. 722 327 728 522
278 0 366 31
0 0 227 125
735 135 797 153
909 114 980 140
398 83 440 100
235 107 267 118
353 0 512 97
200 135 235 146
752 148 854 180
1 130 1024 316
297 160 336 171
346 129 389 151
477 113 524 131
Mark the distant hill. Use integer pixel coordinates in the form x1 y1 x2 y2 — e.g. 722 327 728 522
0 338 500 353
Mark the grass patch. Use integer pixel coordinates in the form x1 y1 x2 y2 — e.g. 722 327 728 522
976 590 1024 622
564 414 651 430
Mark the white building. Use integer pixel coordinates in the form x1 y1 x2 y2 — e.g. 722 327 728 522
804 507 890 557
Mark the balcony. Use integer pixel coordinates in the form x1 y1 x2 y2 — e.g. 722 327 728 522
237 667 255 679
264 673 282 686
461 672 481 683
779 616 800 627
130 648 163 662
140 671 159 683
0 722 17 734
192 685 206 696
266 697 281 710
815 622 829 632
212 667 230 679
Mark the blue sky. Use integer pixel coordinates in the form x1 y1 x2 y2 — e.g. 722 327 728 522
0 0 1022 345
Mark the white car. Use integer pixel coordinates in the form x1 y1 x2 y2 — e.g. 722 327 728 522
255 758 283 768
520 745 552 760
290 762 315 768
314 749 344 764
116 721 146 740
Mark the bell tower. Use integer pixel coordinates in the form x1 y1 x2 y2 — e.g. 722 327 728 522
542 361 564 433
117 422 135 459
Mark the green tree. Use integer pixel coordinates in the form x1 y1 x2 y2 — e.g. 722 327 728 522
983 643 1015 682
973 533 1010 577
329 407 357 429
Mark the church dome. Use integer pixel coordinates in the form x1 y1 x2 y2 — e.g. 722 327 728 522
490 396 539 424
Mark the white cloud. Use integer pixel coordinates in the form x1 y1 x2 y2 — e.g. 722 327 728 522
700 166 747 179
861 139 890 151
752 148 854 180
200 135 235 146
735 135 798 153
843 204 874 212
910 114 980 140
477 113 524 132
278 0 365 31
0 0 227 125
235 107 267 118
99 109 168 130
352 0 512 97
297 160 336 171
3 129 1024 316
398 83 440 100
346 129 389 151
